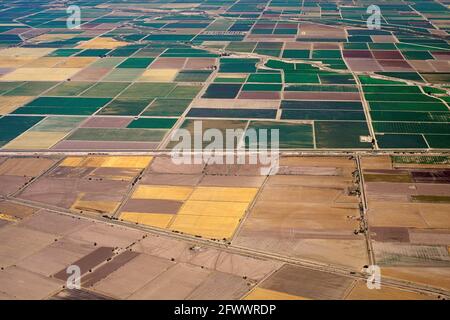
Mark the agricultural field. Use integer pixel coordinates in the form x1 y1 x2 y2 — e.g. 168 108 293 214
361 155 450 292
0 0 449 302
0 0 449 151
1 154 448 301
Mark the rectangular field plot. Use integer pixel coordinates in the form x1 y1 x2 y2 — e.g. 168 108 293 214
248 265 354 300
66 128 168 143
247 73 282 83
167 85 201 99
127 118 177 129
97 98 152 116
376 134 429 149
138 69 179 82
3 132 69 150
80 82 130 98
202 84 242 99
1 68 81 81
4 82 58 96
315 121 372 149
117 58 154 69
45 82 95 96
186 108 277 119
120 177 260 240
174 70 212 82
13 97 111 116
282 110 366 121
166 119 248 150
281 100 364 110
118 83 176 99
246 121 314 149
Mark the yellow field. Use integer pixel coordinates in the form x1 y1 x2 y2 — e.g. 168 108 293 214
0 47 55 58
76 37 128 49
101 156 153 169
118 185 258 239
31 34 77 43
178 200 248 217
23 57 66 68
55 57 97 68
71 199 120 214
244 288 306 300
59 157 85 167
0 48 56 69
79 156 107 168
2 132 68 150
168 198 251 239
169 214 241 239
189 187 258 203
0 67 81 81
139 69 179 82
132 185 194 201
0 96 33 115
0 213 19 222
60 156 153 169
125 185 259 239
0 57 35 68
120 212 174 229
